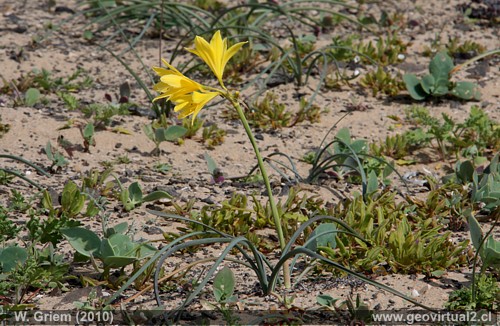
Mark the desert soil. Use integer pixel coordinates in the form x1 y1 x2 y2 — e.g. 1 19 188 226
0 0 499 323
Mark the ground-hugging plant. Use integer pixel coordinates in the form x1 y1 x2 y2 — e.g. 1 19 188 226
446 273 499 311
0 177 90 305
370 133 410 160
325 190 468 274
117 181 172 212
443 153 500 214
468 212 500 273
200 266 240 325
222 91 324 131
182 187 324 250
61 224 156 284
143 113 188 155
445 212 499 312
423 36 486 59
202 123 226 148
403 51 481 101
317 293 371 324
0 244 73 305
44 141 69 172
0 116 10 142
299 126 396 193
103 30 439 322
402 105 500 161
360 66 405 97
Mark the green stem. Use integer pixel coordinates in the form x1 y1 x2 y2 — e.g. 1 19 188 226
227 95 291 289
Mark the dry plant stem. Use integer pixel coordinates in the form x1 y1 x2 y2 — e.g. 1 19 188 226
450 48 500 74
227 95 291 290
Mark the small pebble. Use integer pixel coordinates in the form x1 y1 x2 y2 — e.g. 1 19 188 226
201 196 215 204
144 226 163 235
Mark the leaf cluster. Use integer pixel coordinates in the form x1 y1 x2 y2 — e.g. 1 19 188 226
182 188 323 250
324 191 468 274
370 133 410 160
468 212 500 274
360 66 405 97
329 31 407 67
403 52 481 101
423 36 486 59
0 115 10 139
0 206 21 242
202 123 226 149
61 224 156 282
82 102 131 127
402 106 500 160
444 154 500 214
224 92 324 131
44 141 69 172
446 274 499 311
143 116 187 154
317 293 371 325
119 181 172 211
1 68 92 95
0 245 72 304
305 127 394 186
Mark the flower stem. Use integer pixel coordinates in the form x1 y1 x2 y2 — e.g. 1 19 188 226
227 95 291 289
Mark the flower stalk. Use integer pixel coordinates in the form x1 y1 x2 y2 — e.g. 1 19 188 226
152 30 291 289
225 94 291 289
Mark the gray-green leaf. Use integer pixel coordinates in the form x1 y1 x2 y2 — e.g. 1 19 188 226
306 223 338 252
213 266 235 303
25 88 41 107
0 246 28 272
61 227 101 258
403 74 427 100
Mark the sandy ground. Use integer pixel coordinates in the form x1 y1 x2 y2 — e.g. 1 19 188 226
0 0 499 322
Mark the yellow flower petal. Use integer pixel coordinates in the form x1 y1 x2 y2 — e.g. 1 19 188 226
152 93 170 102
151 59 205 104
190 35 218 77
151 32 239 123
173 91 219 123
186 30 247 85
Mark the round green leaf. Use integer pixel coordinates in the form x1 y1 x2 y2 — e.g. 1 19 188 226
100 234 135 258
450 81 481 100
128 182 143 204
429 51 454 80
420 74 435 94
0 246 28 272
403 74 427 100
213 266 235 303
61 227 101 258
25 88 41 107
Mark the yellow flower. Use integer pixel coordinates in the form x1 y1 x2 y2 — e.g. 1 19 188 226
152 31 246 123
187 30 247 86
173 91 220 120
152 59 220 123
152 59 204 102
